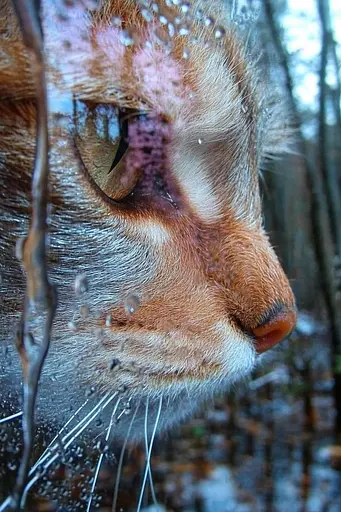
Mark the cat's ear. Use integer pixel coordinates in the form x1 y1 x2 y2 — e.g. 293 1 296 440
0 0 34 102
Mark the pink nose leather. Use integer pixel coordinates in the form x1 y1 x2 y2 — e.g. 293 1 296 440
253 310 297 354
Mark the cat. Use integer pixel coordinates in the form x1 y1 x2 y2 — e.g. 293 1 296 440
0 0 296 455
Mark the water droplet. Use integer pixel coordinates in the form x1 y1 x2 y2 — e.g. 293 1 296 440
198 138 203 144
86 386 96 397
68 320 78 332
105 312 112 327
195 8 204 21
168 23 175 37
204 16 214 27
151 2 159 13
0 432 8 442
75 445 84 457
7 461 17 471
105 450 117 465
124 400 132 410
74 274 88 295
180 2 190 14
214 26 226 39
141 8 153 22
178 25 190 36
96 440 108 453
120 29 134 46
123 401 132 414
110 358 121 371
159 15 168 25
95 417 103 427
111 16 122 27
124 294 140 315
182 47 190 59
15 237 26 261
34 466 47 478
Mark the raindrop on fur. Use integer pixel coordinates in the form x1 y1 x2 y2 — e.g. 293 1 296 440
124 294 140 315
74 274 88 295
120 29 134 46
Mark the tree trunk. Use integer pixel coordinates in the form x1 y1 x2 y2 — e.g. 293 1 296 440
317 0 341 258
264 0 341 438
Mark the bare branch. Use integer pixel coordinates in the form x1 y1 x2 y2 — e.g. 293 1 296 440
7 0 57 509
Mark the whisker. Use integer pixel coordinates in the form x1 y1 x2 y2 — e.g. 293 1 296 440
0 411 23 424
0 392 119 511
144 398 157 506
136 396 162 512
112 402 139 512
46 392 117 460
28 393 111 477
114 396 132 423
86 397 122 512
93 397 134 445
0 497 11 511
30 398 89 474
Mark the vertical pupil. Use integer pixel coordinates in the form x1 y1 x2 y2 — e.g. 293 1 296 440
109 111 129 172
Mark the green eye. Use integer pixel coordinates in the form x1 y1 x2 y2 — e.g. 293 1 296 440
74 102 140 201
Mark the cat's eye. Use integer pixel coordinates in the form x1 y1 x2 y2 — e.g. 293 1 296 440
74 103 140 201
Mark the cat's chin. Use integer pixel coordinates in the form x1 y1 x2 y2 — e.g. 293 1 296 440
43 337 257 443
82 330 257 439
93 365 257 443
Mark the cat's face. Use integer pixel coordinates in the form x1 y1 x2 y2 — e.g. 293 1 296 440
0 0 296 437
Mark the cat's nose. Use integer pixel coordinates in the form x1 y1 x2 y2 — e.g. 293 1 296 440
252 306 297 354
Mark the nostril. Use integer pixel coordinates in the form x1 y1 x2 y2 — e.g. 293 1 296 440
252 309 297 354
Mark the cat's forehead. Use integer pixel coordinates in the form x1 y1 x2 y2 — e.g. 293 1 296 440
42 0 258 138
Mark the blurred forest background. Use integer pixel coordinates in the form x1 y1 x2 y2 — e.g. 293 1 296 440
1 0 341 511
